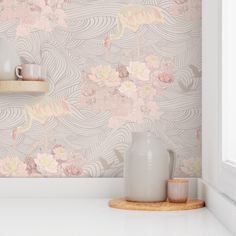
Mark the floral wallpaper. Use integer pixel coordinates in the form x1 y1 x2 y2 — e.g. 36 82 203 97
0 0 201 177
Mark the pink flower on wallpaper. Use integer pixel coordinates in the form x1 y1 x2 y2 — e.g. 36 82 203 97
77 57 166 129
25 156 38 175
150 58 176 87
79 82 133 117
132 98 161 121
61 152 87 176
108 97 161 129
196 127 202 143
79 82 110 113
81 80 97 97
104 93 133 117
0 157 27 177
19 145 87 177
52 145 68 161
107 99 143 128
117 64 129 79
141 101 161 120
158 72 175 83
161 58 176 72
0 0 69 36
128 61 150 81
63 164 81 176
145 55 160 69
34 153 58 175
150 70 170 94
88 65 121 87
78 81 98 109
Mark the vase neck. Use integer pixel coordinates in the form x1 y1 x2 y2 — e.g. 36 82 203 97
132 132 158 144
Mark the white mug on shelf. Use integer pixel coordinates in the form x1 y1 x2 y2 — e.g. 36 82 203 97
15 64 43 81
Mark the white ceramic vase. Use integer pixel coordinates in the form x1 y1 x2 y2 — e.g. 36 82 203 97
0 38 21 80
124 132 175 202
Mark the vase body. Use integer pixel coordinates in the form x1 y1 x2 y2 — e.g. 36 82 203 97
124 132 175 202
0 38 21 80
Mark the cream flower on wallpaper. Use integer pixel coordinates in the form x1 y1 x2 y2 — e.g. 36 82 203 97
88 65 120 87
138 84 157 99
119 81 137 98
52 145 68 161
0 157 27 177
128 61 150 81
35 153 58 175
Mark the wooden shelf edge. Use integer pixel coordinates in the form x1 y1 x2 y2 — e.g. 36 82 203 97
0 80 49 93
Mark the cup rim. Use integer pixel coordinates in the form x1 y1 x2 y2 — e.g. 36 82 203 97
21 63 41 67
168 179 188 184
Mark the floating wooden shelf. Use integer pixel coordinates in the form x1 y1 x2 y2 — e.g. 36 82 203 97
109 198 205 211
0 80 49 93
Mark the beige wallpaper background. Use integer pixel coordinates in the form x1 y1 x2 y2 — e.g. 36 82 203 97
0 0 201 177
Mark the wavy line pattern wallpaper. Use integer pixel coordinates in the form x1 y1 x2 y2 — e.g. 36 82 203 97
0 0 201 177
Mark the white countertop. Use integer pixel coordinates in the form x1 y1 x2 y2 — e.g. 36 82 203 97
0 199 232 236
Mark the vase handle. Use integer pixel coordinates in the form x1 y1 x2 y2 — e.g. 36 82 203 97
15 65 23 80
168 150 176 179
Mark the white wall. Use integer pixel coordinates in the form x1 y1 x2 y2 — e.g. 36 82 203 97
202 0 221 188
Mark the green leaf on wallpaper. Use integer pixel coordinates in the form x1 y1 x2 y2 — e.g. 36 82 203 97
189 65 202 78
178 80 189 92
99 157 112 170
114 149 124 163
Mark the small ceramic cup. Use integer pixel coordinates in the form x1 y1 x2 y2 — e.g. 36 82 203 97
167 179 188 203
15 64 43 81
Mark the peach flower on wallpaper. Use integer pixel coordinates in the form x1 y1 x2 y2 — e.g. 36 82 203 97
0 0 69 36
88 65 120 87
128 61 150 81
0 157 27 177
34 153 58 175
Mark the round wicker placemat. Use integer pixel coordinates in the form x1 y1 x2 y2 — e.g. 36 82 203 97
109 198 205 211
